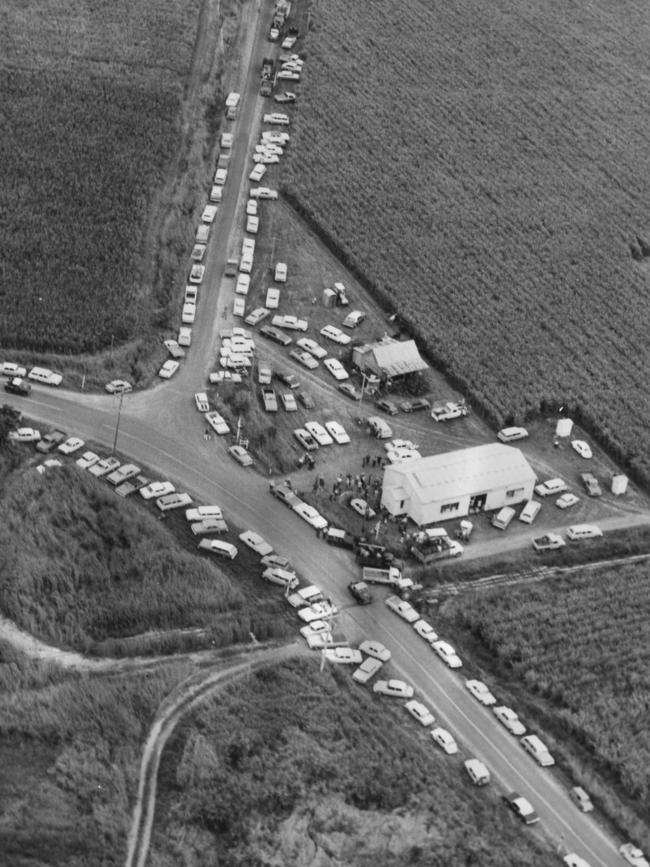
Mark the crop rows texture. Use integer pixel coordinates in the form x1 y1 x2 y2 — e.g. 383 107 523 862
445 563 650 810
284 0 650 484
0 0 200 353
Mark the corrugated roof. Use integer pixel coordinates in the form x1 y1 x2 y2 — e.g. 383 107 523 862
370 339 428 376
383 444 536 504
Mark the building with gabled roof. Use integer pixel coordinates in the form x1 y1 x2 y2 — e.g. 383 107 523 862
381 443 537 526
352 337 428 380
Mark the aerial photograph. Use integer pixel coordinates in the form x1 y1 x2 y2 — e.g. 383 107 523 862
2 0 650 864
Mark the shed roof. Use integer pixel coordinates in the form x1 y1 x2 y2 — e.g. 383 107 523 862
356 338 428 376
383 444 536 504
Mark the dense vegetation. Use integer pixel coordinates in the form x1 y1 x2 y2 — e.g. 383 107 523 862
0 463 289 655
285 0 650 486
153 659 559 866
0 646 193 867
439 563 650 847
0 0 202 355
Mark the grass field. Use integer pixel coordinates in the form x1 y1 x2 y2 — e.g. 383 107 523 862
438 563 650 845
0 459 292 655
0 0 202 356
285 0 650 485
152 659 559 866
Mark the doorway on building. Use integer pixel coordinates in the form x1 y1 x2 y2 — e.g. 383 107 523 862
469 493 487 513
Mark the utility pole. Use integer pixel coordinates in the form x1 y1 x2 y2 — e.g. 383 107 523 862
111 390 124 456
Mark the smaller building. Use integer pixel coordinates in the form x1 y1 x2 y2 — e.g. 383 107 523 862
381 443 536 526
352 337 428 381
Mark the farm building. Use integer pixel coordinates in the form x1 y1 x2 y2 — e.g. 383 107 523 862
381 443 536 526
352 337 428 381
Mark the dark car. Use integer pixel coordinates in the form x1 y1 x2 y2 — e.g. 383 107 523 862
276 370 300 389
4 377 31 397
580 472 602 497
502 792 539 825
36 429 67 453
260 325 292 347
297 391 316 410
348 581 373 605
400 397 431 413
375 398 399 415
338 383 362 401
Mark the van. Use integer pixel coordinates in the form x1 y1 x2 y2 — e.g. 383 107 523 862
198 538 238 560
519 500 541 524
520 734 555 767
156 492 192 512
325 527 356 549
566 524 603 541
497 426 528 443
492 506 516 530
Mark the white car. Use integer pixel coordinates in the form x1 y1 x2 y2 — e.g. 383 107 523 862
156 492 192 512
201 204 218 223
75 450 100 469
563 856 592 867
497 426 528 443
0 361 27 378
305 421 333 446
535 477 568 497
320 325 351 345
246 199 258 216
296 337 327 358
261 553 292 571
293 501 328 531
290 349 319 370
88 456 120 477
359 640 391 662
182 302 196 324
158 360 180 379
263 112 290 125
492 706 526 736
433 640 463 669
178 328 192 348
465 679 497 706
228 444 253 466
350 498 376 518
191 243 206 261
297 601 338 623
431 727 458 755
236 274 250 295
186 506 223 522
352 656 384 684
372 679 414 698
140 481 175 500
262 567 299 590
28 367 62 386
323 647 363 665
385 595 419 623
325 421 350 444
300 620 331 639
571 439 593 459
323 358 349 381
214 167 228 185
412 620 438 644
194 392 210 413
9 427 41 442
206 411 230 435
619 844 650 867
256 143 283 155
233 297 246 317
405 699 435 727
274 262 288 282
280 392 298 412
248 164 266 182
191 518 228 536
164 338 185 358
556 492 580 509
239 530 273 556
464 758 490 786
105 379 133 394
58 436 85 454
246 215 259 234
261 131 290 144
273 315 308 331
249 187 279 200
385 446 421 464
253 153 280 164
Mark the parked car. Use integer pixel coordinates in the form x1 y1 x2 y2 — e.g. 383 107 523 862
350 497 375 518
556 492 580 509
399 397 430 413
194 392 210 413
532 533 566 552
290 349 318 370
571 439 593 459
431 401 468 421
88 456 121 477
323 358 349 381
569 786 594 813
140 481 175 500
164 338 185 358
75 450 100 469
412 619 438 644
338 382 362 401
348 581 372 604
375 398 399 415
58 436 85 455
159 360 180 379
359 640 391 662
36 429 67 453
245 307 271 327
206 411 230 435
352 656 383 684
4 376 31 396
276 370 300 389
186 505 223 522
293 501 328 531
342 309 366 328
239 530 273 556
324 647 363 665
105 379 133 394
580 472 602 497
465 679 497 706
497 426 528 443
260 325 291 346
325 421 350 444
405 699 435 727
156 492 192 512
430 727 458 755
9 427 41 442
432 640 462 669
0 361 27 378
535 477 568 497
297 391 316 410
502 791 539 824
320 324 351 345
464 758 490 786
228 444 253 466
296 337 327 358
28 367 62 386
619 844 649 867
385 595 419 623
372 679 414 698
293 428 318 451
305 421 333 446
280 392 298 412
492 706 526 736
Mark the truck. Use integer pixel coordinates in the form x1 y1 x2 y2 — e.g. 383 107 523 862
225 92 240 120
410 528 463 564
362 566 415 594
260 57 275 96
269 0 291 40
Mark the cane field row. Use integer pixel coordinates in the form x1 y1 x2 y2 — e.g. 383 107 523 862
441 562 650 825
0 0 201 355
285 0 650 484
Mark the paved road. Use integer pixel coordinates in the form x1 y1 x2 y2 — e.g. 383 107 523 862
1 6 644 867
